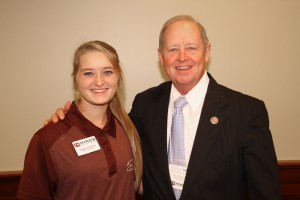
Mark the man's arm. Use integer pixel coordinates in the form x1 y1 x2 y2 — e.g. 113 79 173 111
243 100 281 199
43 101 71 126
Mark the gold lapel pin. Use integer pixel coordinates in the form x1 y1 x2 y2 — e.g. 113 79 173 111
210 116 219 125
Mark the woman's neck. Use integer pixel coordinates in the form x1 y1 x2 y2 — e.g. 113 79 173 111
78 102 108 129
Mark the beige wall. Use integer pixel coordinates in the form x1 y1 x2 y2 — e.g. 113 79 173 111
1 0 299 171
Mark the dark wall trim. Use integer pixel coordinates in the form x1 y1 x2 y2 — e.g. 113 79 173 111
0 171 21 200
1 161 299 200
278 160 300 200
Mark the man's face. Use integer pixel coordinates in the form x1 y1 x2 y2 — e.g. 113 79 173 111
158 20 211 95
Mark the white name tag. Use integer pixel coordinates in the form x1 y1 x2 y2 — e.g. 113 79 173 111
72 136 100 156
169 164 187 190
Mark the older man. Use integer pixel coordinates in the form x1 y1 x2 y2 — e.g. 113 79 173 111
129 15 280 200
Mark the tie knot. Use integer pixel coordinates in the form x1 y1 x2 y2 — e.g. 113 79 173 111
174 96 188 109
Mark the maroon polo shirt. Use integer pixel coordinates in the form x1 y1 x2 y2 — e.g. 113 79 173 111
17 102 135 200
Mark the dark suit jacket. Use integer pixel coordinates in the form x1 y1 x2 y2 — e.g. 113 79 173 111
129 74 281 200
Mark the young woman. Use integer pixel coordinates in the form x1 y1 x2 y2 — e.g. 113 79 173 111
17 41 142 199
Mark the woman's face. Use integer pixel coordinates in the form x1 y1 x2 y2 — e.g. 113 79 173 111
75 51 119 109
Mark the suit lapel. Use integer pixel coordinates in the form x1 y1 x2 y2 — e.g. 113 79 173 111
149 82 176 198
182 75 229 196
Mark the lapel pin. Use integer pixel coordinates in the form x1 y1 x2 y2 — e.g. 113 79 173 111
210 116 219 125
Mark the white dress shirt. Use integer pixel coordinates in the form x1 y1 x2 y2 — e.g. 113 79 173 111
167 71 209 166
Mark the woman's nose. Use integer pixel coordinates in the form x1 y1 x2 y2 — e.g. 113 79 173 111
94 74 103 86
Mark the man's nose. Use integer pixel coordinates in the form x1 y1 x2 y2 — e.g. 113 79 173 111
178 49 188 62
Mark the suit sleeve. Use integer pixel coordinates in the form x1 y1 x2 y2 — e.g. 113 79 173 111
129 94 141 134
243 100 281 199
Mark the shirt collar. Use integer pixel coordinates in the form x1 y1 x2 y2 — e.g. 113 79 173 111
68 101 116 138
170 70 209 112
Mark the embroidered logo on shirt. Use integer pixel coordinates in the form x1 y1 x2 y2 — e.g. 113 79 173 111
127 159 135 171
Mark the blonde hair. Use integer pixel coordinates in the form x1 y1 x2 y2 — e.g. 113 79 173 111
72 40 142 189
159 15 209 50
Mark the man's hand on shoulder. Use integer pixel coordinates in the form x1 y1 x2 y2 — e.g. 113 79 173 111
43 101 71 126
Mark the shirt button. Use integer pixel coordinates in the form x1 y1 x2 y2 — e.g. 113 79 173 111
106 147 110 152
112 164 116 170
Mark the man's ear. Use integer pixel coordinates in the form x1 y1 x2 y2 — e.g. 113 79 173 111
157 48 164 66
204 43 211 63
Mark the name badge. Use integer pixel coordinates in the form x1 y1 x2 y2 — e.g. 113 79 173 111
72 136 100 156
169 164 187 190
